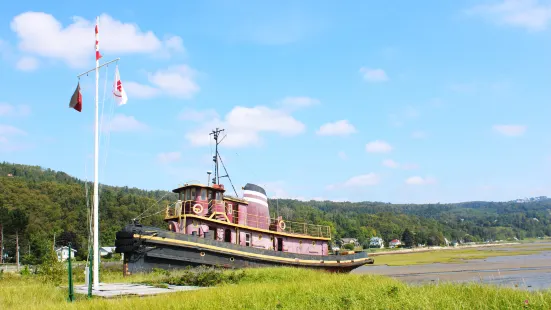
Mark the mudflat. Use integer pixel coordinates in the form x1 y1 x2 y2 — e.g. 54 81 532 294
354 242 551 290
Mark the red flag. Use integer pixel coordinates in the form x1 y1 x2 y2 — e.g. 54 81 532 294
69 82 82 112
95 23 102 61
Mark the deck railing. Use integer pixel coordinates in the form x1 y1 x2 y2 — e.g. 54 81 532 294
165 200 331 239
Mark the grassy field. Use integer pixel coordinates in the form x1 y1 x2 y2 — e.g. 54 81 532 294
1 266 550 309
372 244 551 266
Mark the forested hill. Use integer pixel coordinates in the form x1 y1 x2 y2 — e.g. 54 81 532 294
1 162 550 264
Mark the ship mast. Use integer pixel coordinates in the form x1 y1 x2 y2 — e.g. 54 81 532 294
209 128 224 185
209 128 238 196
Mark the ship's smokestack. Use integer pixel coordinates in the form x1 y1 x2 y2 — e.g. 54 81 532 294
242 183 269 229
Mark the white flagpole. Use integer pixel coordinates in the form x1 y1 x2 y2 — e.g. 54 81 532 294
93 15 100 290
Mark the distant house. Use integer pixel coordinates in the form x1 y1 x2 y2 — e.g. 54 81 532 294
340 238 360 247
99 247 116 257
389 239 401 248
7 173 13 177
55 246 77 262
369 237 384 248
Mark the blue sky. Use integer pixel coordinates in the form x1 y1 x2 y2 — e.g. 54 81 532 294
1 0 551 203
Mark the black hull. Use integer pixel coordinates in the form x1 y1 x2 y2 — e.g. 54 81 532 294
115 224 373 274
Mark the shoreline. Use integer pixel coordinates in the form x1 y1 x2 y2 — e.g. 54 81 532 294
367 242 521 257
354 242 551 291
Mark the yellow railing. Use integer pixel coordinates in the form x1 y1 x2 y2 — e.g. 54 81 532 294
165 200 331 239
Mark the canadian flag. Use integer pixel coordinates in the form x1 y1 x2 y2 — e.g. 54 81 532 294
113 66 128 106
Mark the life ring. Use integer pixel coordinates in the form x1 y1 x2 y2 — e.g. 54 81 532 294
278 220 286 230
192 203 204 214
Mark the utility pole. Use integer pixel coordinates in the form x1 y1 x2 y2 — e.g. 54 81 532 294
0 224 3 264
16 231 19 271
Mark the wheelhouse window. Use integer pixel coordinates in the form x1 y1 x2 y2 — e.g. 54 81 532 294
215 192 222 201
201 188 207 201
185 189 191 201
191 188 196 200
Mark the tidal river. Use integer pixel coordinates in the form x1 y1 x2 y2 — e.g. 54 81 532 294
353 242 551 291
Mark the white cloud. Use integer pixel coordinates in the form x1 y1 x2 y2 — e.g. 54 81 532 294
405 176 436 185
16 56 38 71
382 159 399 168
185 105 306 148
401 163 420 170
359 67 388 82
365 140 393 153
0 124 27 152
103 114 148 133
126 65 200 100
279 96 320 110
389 106 420 127
338 151 347 160
148 65 199 99
0 103 31 117
10 12 184 68
316 120 357 136
466 0 551 31
157 152 181 164
179 108 219 122
492 124 527 136
0 124 26 136
411 130 428 139
327 173 381 190
124 81 159 99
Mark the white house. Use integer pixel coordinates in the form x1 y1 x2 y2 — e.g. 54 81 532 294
340 238 359 247
99 247 116 257
389 239 402 248
55 246 77 262
369 237 384 248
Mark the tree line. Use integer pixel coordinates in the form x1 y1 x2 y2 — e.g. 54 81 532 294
0 162 550 264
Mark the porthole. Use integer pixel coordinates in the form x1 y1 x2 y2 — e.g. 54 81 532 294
258 234 262 240
312 241 316 246
299 240 303 245
229 257 235 262
200 252 205 257
270 236 274 241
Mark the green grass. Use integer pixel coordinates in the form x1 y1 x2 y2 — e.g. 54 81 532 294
372 244 551 266
1 267 550 309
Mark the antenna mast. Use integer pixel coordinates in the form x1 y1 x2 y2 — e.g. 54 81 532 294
209 128 239 196
209 128 224 185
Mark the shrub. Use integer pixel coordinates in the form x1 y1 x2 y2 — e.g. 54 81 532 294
38 245 64 285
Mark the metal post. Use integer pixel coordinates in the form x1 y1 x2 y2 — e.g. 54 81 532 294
88 246 93 298
0 224 3 264
67 243 74 302
16 231 19 271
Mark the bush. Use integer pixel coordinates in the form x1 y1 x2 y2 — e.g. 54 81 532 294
145 266 246 287
342 243 355 250
38 245 65 285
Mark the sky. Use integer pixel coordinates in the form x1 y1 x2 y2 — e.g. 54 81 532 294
1 0 551 204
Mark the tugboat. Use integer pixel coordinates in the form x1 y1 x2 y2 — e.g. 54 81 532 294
115 128 374 274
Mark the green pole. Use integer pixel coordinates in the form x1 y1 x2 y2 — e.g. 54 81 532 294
88 245 93 298
67 242 74 302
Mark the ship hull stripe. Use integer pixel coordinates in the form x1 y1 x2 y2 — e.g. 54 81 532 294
136 234 372 265
243 196 269 208
243 190 267 200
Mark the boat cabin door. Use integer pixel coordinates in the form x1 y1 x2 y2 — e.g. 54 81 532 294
276 238 283 251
